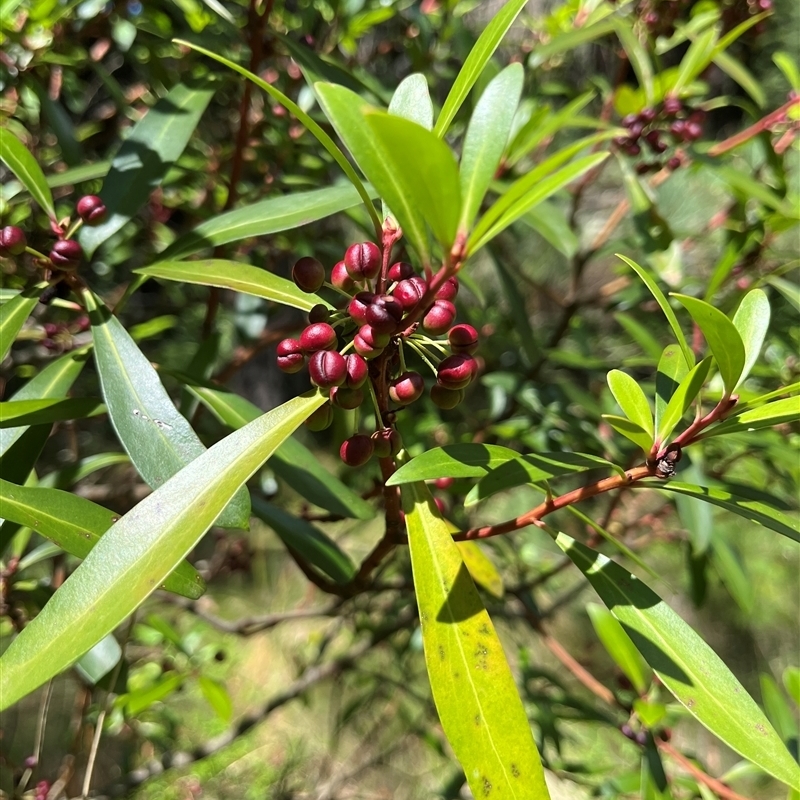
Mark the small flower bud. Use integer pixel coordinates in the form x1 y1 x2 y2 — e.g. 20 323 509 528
344 353 368 388
300 322 337 353
50 239 83 270
344 241 381 281
437 353 477 390
389 371 424 405
358 324 390 349
0 225 27 256
434 477 454 490
276 338 305 373
330 385 364 409
305 403 333 431
662 96 682 116
347 291 375 325
430 384 464 409
353 333 383 360
422 299 456 335
331 260 356 293
308 303 330 323
448 323 478 354
308 350 347 388
435 276 459 302
340 433 374 466
392 276 427 312
292 256 325 293
667 156 681 170
371 427 401 458
366 294 404 334
387 261 414 282
76 194 107 224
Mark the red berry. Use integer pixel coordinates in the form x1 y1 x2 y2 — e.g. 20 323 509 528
387 261 414 282
422 299 456 335
358 324 390 349
353 333 383 360
50 239 83 270
305 403 333 431
0 225 27 256
340 434 374 466
300 322 337 353
308 303 330 323
392 276 427 312
448 323 478 354
430 384 464 409
366 294 403 334
344 242 381 281
330 385 364 409
276 338 305 374
389 371 424 405
437 354 478 390
435 276 459 302
371 428 401 458
308 350 347 388
347 291 375 325
331 260 356 293
292 256 325 293
344 353 368 388
76 195 107 224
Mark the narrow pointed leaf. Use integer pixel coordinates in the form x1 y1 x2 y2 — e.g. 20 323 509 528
387 444 523 485
672 25 718 94
657 357 712 444
158 185 373 261
434 0 529 137
86 292 250 529
388 73 433 130
555 532 800 790
608 370 654 437
672 294 746 394
198 676 232 723
618 256 694 368
647 480 799 544
0 390 326 710
0 478 204 598
784 667 800 706
701 395 800 438
0 398 104 428
79 80 215 256
403 481 550 799
655 345 689 435
455 538 505 599
0 285 44 362
587 602 651 694
602 414 653 453
0 127 56 219
459 64 524 231
251 496 355 584
732 289 770 388
136 260 331 313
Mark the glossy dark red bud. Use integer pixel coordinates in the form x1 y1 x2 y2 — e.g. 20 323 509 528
300 322 337 353
276 338 305 373
437 353 477 390
389 371 424 405
387 261 414 282
430 384 464 409
344 241 381 281
358 324 390 349
330 385 364 409
448 323 478 354
308 303 330 323
435 276 459 302
371 427 401 458
308 350 347 388
305 403 333 431
392 276 426 311
340 433 374 466
76 195 107 224
50 239 83 269
292 256 325 293
422 299 456 335
0 225 27 256
366 294 403 334
331 260 356 293
353 334 383 360
347 291 375 325
344 353 368 388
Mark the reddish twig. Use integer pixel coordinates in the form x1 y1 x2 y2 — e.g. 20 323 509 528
657 740 753 800
708 96 800 156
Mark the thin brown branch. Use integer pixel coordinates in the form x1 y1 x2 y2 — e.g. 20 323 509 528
708 96 800 156
657 739 753 800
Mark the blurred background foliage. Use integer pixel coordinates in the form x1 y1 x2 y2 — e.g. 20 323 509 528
0 0 798 797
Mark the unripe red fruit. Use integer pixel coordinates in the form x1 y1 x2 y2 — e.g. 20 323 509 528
76 195 107 224
389 371 424 405
50 239 83 270
435 277 459 301
330 385 364 409
331 260 356 293
300 322 337 353
0 225 27 256
387 261 414 282
448 323 479 354
347 291 375 325
437 353 477 390
292 256 325 293
371 428 401 458
308 350 347 388
430 384 464 409
344 241 381 281
358 324 390 349
340 433 374 467
422 299 456 335
344 353 368 388
305 403 333 431
308 303 330 323
366 294 403 334
354 334 383 360
276 338 305 373
392 276 426 311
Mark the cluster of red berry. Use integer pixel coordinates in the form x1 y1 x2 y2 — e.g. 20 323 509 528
277 242 479 466
614 97 705 173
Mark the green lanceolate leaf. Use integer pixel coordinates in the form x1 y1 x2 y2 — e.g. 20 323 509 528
587 602 651 694
618 256 694 368
136 260 331 313
555 532 800 790
315 82 431 263
86 292 250 529
602 415 653 454
654 345 689 435
0 398 104 428
701 396 800 438
0 390 327 710
158 185 373 261
388 73 433 130
251 497 355 584
79 80 215 256
0 285 44 362
672 294 746 395
608 369 654 439
656 357 712 445
456 539 504 599
0 127 56 219
459 63 524 231
732 289 770 388
364 111 462 251
0 479 204 598
433 0 529 138
403 481 551 800
672 24 718 94
387 444 521 485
